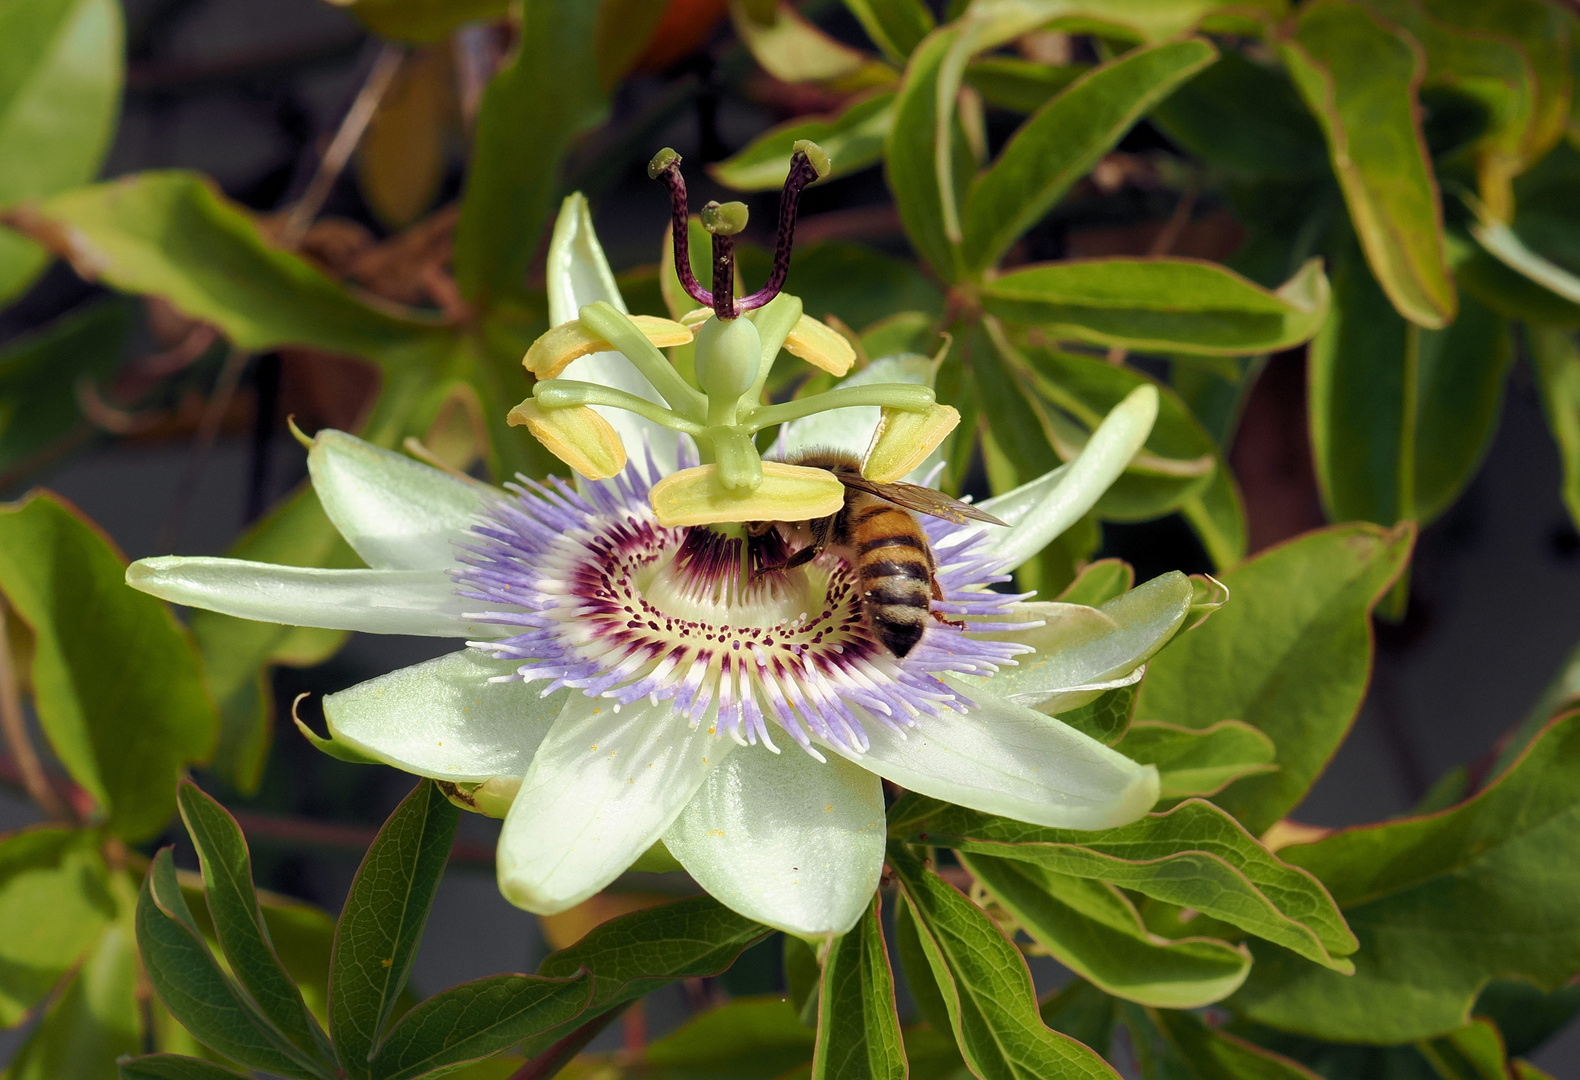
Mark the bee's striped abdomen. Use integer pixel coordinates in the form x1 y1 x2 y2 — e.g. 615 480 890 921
850 501 933 658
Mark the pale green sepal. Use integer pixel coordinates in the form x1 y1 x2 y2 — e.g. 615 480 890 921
984 384 1157 570
126 557 487 637
829 685 1159 829
664 748 885 937
323 649 566 781
547 193 681 473
292 708 381 765
307 429 490 571
496 694 731 915
982 571 1193 710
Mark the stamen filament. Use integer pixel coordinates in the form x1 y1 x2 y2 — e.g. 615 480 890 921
577 301 708 420
744 383 937 432
532 380 706 436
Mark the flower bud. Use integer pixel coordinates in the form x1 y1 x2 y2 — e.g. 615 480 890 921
649 461 846 526
693 312 762 401
863 403 961 483
524 314 694 379
782 313 855 375
507 399 627 480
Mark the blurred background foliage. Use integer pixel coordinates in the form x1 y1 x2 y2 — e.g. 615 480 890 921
4 0 1580 1077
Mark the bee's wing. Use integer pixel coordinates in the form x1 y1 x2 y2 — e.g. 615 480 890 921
839 476 1009 526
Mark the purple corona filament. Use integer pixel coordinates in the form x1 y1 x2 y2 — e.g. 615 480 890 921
650 148 822 320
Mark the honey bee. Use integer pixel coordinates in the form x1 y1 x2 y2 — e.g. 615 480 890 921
749 450 1007 658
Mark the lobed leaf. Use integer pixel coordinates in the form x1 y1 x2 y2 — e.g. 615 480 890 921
980 257 1329 356
1531 326 1580 532
897 797 1356 970
841 0 934 65
136 851 325 1079
118 1056 253 1080
176 782 331 1064
0 493 217 841
1134 521 1413 833
885 26 973 281
963 57 1088 114
962 38 1217 270
1141 1006 1323 1079
1277 0 1456 328
1232 713 1580 1042
965 853 1252 1009
642 996 817 1077
370 972 593 1080
8 912 140 1080
812 894 906 1080
329 780 459 1079
887 842 1121 1080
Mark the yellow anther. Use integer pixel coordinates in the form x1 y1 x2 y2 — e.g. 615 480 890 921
650 461 846 526
507 399 627 480
783 314 855 376
864 403 960 483
523 315 694 379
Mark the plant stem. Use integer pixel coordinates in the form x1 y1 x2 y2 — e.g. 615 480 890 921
0 601 69 821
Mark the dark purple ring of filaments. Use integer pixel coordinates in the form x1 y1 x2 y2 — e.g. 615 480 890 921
451 446 1035 758
653 150 821 322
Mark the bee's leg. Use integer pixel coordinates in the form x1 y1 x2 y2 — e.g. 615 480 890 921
927 553 968 629
753 542 821 580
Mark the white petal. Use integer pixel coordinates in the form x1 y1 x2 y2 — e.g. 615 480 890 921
982 385 1158 570
663 748 885 937
323 649 564 780
831 683 1159 829
980 573 1193 710
308 430 491 570
776 354 934 477
496 693 731 914
548 193 680 474
126 557 487 637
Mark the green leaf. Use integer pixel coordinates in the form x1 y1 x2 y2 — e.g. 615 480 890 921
137 850 325 1079
894 895 953 1035
963 58 1089 114
1143 1007 1323 1079
1277 0 1456 328
0 826 114 1025
370 972 593 1080
0 0 122 304
711 92 893 191
1414 294 1512 523
1057 559 1134 606
329 780 458 1079
641 996 817 1078
886 842 1120 1080
1417 1018 1517 1080
886 26 972 282
118 1055 253 1080
1474 979 1580 1059
1058 684 1138 745
729 0 886 87
0 493 217 841
962 38 1217 270
896 797 1356 971
1115 721 1277 800
324 0 507 43
176 782 331 1064
1231 712 1580 1042
813 894 906 1080
1150 49 1328 179
783 935 820 1027
8 912 140 1080
453 0 606 309
965 853 1251 1008
21 173 447 364
980 257 1330 356
1133 522 1414 833
784 242 944 331
1010 342 1243 561
1039 979 1115 1055
524 895 771 1055
0 298 131 477
841 0 934 65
